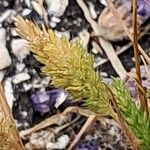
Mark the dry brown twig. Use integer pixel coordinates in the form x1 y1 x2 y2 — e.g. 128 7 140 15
0 83 25 150
94 24 150 68
132 0 149 115
68 115 96 150
94 42 133 68
20 106 104 138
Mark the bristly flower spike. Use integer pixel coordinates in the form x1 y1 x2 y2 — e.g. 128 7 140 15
15 16 117 119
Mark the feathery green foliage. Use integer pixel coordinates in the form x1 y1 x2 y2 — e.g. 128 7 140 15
112 79 150 150
15 16 116 118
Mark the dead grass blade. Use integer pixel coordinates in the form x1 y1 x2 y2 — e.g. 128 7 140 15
132 0 149 115
94 42 132 68
0 83 25 150
68 115 96 150
99 37 127 79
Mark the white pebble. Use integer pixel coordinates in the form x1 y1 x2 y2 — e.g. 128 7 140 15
78 29 90 48
4 78 15 109
47 135 70 149
100 72 108 77
0 28 6 45
22 8 32 16
23 83 32 91
49 22 57 28
11 28 19 36
92 41 103 55
16 63 25 72
11 39 30 61
21 111 27 118
24 0 31 7
54 30 70 39
13 73 30 84
0 10 12 23
0 70 5 82
45 0 68 16
100 0 107 6
54 90 68 108
51 16 61 23
31 1 43 17
3 1 9 7
0 45 12 70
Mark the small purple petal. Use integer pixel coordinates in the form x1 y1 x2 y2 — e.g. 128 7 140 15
137 0 150 16
76 139 98 150
30 89 68 114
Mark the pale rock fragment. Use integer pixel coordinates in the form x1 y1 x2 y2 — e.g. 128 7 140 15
45 0 68 16
0 45 11 70
11 39 30 61
13 72 30 84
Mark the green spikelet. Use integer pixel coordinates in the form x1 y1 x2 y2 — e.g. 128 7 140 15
15 16 116 118
112 79 150 150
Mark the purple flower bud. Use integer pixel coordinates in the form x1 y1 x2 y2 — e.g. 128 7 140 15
137 0 150 16
75 139 98 150
31 89 68 114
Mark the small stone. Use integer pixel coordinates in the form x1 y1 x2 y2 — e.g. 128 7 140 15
49 22 57 28
46 135 70 149
4 78 15 109
0 70 5 82
31 1 43 17
55 30 70 39
3 1 9 7
54 90 68 108
11 39 30 61
24 0 31 7
40 77 51 87
22 8 32 16
20 111 28 119
100 72 108 77
0 45 12 70
0 28 6 45
11 28 19 37
23 83 32 91
94 55 102 63
100 0 107 6
78 29 90 49
92 41 103 55
13 73 31 84
0 9 12 23
51 16 61 23
45 0 69 16
16 63 25 72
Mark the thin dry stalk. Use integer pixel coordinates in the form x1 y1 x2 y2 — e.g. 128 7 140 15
68 115 96 150
94 42 132 68
0 83 25 150
132 0 149 115
99 37 127 79
106 0 150 65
